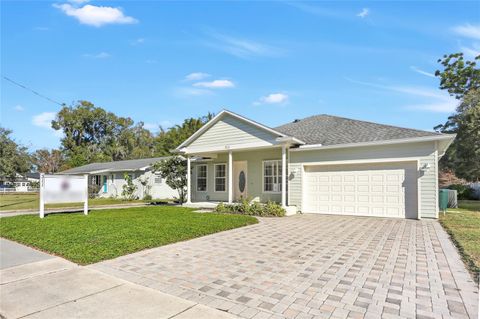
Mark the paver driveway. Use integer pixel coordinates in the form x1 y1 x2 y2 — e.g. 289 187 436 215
92 215 478 319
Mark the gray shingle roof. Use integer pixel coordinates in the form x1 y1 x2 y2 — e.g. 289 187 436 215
275 114 441 146
61 157 170 175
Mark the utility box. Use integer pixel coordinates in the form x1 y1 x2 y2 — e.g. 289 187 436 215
447 189 458 208
439 189 449 212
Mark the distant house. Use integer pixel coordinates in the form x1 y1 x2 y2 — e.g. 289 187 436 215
60 157 178 200
0 172 39 192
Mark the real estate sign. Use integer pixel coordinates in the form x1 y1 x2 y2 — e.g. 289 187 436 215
39 174 88 218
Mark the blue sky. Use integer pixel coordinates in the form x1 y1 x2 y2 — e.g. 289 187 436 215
1 0 479 150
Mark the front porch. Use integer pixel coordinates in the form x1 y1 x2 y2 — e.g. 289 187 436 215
184 147 289 207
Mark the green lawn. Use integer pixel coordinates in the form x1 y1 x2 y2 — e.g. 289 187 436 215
439 200 480 282
458 200 480 211
0 206 258 264
0 193 148 211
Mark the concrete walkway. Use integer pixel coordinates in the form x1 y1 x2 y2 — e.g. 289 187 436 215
0 239 54 269
0 240 238 319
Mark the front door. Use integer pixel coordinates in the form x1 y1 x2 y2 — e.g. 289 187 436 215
102 175 107 193
233 161 247 200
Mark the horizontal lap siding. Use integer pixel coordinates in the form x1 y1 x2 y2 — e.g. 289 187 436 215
288 163 303 211
419 154 437 218
188 116 277 152
289 141 438 218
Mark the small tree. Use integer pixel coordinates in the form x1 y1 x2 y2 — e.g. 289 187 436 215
152 156 187 203
139 176 152 200
122 173 138 200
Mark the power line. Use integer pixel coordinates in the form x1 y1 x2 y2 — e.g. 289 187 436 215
2 76 64 106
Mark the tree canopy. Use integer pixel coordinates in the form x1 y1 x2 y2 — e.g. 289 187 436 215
0 127 31 182
435 53 480 181
153 114 214 156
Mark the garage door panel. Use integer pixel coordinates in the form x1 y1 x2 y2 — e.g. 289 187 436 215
304 162 417 219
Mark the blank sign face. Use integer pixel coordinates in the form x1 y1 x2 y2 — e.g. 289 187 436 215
43 175 86 204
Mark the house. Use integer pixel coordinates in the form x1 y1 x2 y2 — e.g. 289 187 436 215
60 157 178 200
175 110 455 219
0 173 39 192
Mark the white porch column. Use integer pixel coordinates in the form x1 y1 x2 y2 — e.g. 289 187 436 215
228 150 233 203
281 145 287 207
186 156 192 204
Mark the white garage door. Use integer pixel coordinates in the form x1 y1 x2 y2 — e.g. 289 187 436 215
304 162 418 219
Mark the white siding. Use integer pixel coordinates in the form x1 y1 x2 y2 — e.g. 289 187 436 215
187 115 279 152
289 141 439 218
95 170 178 200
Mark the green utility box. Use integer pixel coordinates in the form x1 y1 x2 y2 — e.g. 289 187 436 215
439 189 449 212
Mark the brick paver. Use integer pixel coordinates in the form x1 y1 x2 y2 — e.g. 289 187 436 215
91 215 479 319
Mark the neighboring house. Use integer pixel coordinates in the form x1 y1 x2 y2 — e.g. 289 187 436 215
175 110 455 219
60 157 178 200
0 173 39 192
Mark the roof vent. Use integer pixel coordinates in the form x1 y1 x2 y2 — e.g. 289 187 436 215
293 119 300 123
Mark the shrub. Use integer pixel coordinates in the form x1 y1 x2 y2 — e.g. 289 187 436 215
447 184 474 200
214 200 285 217
88 184 100 199
143 194 152 201
122 173 138 200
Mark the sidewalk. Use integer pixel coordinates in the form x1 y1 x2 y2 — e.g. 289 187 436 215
0 239 238 319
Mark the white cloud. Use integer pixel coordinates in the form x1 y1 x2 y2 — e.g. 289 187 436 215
410 66 436 78
404 102 457 113
452 23 480 40
33 112 56 129
34 26 49 31
345 77 457 113
204 31 283 59
14 105 25 112
68 0 90 4
460 43 480 59
175 87 213 97
53 3 138 27
185 72 210 81
357 8 369 18
83 52 111 59
193 79 235 88
131 38 145 45
255 93 289 105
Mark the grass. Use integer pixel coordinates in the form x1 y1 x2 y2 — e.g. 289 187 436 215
458 200 480 211
0 193 148 211
439 200 480 283
0 206 258 264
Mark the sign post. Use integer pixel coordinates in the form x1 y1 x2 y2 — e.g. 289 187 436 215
39 173 45 218
84 174 89 215
39 174 89 218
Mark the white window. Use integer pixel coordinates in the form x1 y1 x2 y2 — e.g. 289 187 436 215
263 160 282 193
196 165 207 192
154 174 162 184
214 164 226 192
91 175 101 186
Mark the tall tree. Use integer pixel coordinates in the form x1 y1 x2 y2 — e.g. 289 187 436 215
435 53 480 181
52 101 154 167
0 127 31 182
154 113 214 156
32 149 65 174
